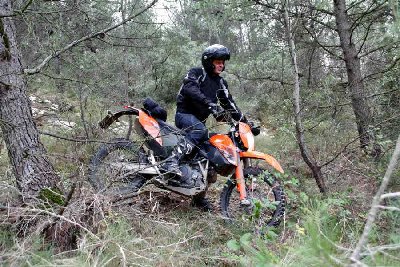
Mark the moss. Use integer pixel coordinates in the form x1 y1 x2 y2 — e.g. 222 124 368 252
39 187 65 206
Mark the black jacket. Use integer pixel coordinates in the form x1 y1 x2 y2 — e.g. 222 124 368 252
176 67 243 122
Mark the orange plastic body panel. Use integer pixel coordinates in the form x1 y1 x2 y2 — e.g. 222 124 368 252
239 151 284 174
138 109 162 145
238 122 255 151
209 134 238 166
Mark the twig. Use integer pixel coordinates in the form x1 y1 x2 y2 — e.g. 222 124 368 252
116 243 127 267
374 205 400 212
380 192 400 200
0 205 100 240
361 243 400 257
39 130 123 144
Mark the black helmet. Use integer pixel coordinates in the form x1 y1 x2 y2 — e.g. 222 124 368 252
201 44 230 74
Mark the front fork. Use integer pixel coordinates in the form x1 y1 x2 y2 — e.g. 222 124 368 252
235 157 251 206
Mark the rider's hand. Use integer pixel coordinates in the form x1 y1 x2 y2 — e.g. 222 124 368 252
248 121 261 136
209 103 226 122
208 103 219 116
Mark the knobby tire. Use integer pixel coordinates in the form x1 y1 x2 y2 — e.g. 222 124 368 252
88 138 147 199
220 167 285 228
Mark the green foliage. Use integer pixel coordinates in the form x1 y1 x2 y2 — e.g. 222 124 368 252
227 232 280 267
224 193 394 266
0 227 13 250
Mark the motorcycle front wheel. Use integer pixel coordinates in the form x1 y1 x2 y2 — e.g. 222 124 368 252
220 167 285 228
88 138 149 200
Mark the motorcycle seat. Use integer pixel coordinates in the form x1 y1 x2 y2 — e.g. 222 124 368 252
156 119 182 135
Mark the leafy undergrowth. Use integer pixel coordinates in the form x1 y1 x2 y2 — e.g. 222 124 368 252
1 174 399 267
0 187 246 266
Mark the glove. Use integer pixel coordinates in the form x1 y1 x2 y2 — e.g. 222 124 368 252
251 126 261 136
208 103 219 116
248 121 261 136
208 103 226 121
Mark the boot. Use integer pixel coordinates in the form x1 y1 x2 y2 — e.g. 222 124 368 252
191 192 213 212
160 152 181 176
160 139 193 177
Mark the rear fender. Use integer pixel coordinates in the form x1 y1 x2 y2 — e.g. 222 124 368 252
99 107 139 129
239 151 284 174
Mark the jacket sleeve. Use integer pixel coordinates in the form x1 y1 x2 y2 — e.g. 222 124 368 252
179 68 211 106
217 79 246 122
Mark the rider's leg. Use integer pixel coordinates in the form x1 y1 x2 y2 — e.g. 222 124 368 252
160 138 193 176
175 112 208 147
160 113 208 178
176 113 212 211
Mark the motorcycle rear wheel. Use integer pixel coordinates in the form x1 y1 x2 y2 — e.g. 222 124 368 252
88 138 148 199
220 167 285 228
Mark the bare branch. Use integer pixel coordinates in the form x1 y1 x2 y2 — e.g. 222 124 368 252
375 205 400 212
301 23 343 60
380 192 400 200
19 0 34 13
321 113 400 167
363 56 400 80
357 19 374 55
350 1 387 31
321 136 360 168
317 88 400 109
39 130 124 144
0 204 99 240
0 12 15 18
0 0 35 17
23 0 158 75
361 243 400 257
229 71 293 86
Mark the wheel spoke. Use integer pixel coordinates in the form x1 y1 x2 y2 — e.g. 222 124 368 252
220 167 285 229
89 139 148 198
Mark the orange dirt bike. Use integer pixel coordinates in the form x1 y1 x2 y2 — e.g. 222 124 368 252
88 102 286 227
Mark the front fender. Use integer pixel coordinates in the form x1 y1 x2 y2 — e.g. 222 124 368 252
239 151 284 174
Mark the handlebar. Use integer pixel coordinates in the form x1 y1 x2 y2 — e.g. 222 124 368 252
213 107 260 136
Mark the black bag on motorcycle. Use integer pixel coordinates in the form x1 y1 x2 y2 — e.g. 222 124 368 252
143 97 167 122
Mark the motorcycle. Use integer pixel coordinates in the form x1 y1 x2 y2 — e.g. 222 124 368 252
88 101 286 227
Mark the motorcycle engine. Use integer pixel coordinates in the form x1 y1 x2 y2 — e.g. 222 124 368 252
179 164 205 188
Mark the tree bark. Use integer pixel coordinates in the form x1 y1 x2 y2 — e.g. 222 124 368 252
282 0 327 193
0 0 60 203
333 0 381 157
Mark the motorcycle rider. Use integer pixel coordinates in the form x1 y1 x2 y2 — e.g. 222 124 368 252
161 44 246 211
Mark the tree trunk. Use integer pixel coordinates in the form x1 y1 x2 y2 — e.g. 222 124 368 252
333 0 381 157
282 0 327 193
0 0 61 203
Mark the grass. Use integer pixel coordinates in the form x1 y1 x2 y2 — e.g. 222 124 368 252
0 192 242 266
1 161 399 267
